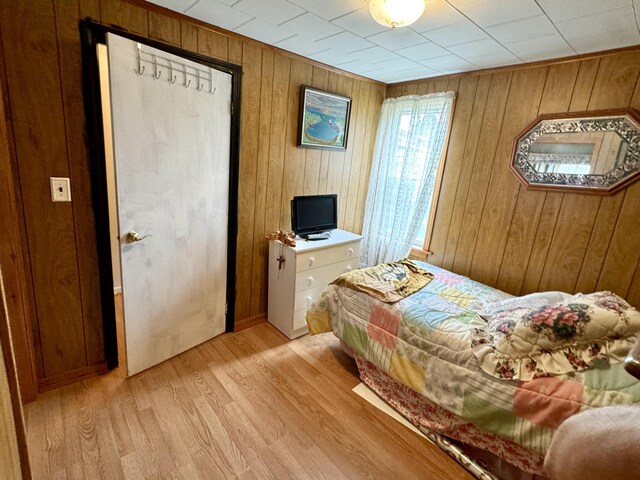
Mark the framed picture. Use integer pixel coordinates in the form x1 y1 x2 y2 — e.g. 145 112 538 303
298 85 352 150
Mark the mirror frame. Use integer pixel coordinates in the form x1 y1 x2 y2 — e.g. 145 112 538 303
510 109 640 195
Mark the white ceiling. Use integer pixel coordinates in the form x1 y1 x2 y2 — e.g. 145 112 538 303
149 0 640 83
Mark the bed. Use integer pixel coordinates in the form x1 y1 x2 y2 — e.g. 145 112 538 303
306 261 640 479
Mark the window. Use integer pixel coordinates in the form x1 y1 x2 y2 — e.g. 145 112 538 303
360 92 455 267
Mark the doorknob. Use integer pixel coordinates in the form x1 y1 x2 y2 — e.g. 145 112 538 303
125 231 150 243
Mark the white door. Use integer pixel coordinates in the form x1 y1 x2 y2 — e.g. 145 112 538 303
106 33 231 376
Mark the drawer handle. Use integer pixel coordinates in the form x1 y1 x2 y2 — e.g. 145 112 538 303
307 276 314 286
308 256 315 266
306 296 313 307
345 265 352 272
347 248 354 256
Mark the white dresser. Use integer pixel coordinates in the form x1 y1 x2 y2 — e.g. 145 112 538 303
267 229 363 339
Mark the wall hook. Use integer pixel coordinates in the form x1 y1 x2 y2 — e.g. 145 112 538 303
154 70 162 80
137 65 145 75
170 74 177 84
198 83 204 91
184 79 192 88
210 87 217 95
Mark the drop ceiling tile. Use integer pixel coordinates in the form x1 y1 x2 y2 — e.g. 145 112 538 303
148 0 195 12
448 38 510 59
535 0 630 22
337 59 385 74
451 0 542 28
555 6 638 40
422 21 488 47
503 33 575 62
382 66 440 82
420 54 475 71
313 31 375 54
367 28 428 51
233 0 304 26
275 35 329 56
186 0 253 30
485 15 557 44
279 12 344 41
372 57 418 70
567 29 640 55
287 0 363 21
342 46 400 64
409 0 465 33
234 18 294 44
465 50 522 68
309 49 359 66
331 7 389 37
395 42 450 61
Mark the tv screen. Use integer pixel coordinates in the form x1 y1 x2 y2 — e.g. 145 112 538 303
291 194 337 236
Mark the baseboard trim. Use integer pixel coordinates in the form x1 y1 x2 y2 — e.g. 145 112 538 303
235 313 267 332
38 362 109 393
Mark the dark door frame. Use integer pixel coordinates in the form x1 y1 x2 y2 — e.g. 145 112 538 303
79 19 242 369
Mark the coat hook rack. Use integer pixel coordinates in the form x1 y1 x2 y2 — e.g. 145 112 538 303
135 46 218 96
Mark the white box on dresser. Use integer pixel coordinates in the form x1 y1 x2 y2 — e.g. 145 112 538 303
267 229 363 339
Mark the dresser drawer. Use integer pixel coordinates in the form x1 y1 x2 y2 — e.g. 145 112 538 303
295 260 355 292
294 285 325 312
296 241 360 272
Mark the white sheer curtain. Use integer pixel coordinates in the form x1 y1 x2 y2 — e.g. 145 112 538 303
360 92 455 267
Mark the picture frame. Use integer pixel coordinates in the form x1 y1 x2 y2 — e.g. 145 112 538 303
298 85 352 150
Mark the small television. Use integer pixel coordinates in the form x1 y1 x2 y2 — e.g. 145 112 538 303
291 194 338 238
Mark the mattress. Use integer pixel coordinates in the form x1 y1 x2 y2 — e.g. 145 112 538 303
314 262 640 474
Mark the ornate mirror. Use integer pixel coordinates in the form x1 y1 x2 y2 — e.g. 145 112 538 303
511 109 640 194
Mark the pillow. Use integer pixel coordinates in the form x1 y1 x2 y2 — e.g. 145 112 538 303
471 291 640 380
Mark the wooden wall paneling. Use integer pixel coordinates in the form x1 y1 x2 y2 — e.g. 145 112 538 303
519 193 564 294
567 58 600 111
263 53 291 236
148 10 180 46
0 43 38 403
249 49 274 318
468 66 549 287
572 54 640 297
317 71 338 195
329 75 353 218
588 52 640 110
336 76 358 231
353 84 384 233
54 0 106 366
180 21 198 52
197 27 229 61
302 67 329 195
342 81 371 233
451 71 513 276
386 84 402 98
100 0 149 36
278 59 313 231
596 182 640 296
401 83 419 96
1 0 87 376
428 75 480 267
79 0 101 19
235 41 261 322
574 192 626 293
439 76 488 271
260 53 291 315
627 263 640 307
495 62 580 294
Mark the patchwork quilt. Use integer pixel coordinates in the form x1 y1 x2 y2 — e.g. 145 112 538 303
307 262 640 471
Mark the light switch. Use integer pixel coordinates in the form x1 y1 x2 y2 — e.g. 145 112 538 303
50 177 72 202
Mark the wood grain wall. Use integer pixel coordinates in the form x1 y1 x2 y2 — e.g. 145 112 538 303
389 48 640 307
0 0 382 386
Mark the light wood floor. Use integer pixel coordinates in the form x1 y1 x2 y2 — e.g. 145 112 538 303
25 322 473 479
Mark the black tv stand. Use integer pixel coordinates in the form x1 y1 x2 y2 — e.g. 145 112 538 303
301 231 332 241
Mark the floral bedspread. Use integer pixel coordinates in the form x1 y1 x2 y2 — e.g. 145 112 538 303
310 262 640 470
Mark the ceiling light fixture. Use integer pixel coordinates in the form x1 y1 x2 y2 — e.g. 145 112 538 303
368 0 426 29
